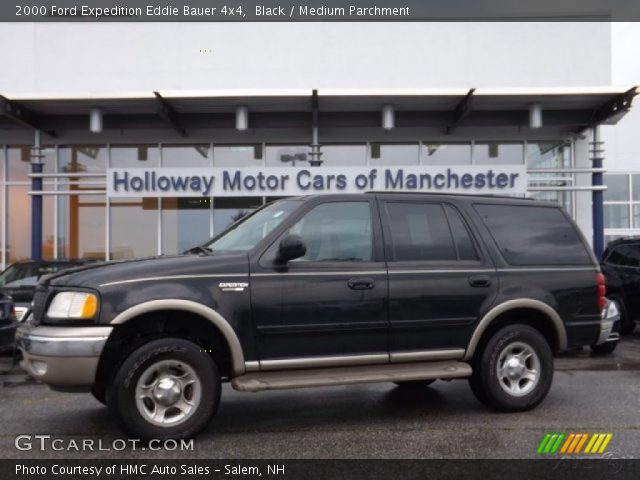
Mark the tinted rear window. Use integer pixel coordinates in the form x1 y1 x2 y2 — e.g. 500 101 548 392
606 245 640 267
474 204 592 266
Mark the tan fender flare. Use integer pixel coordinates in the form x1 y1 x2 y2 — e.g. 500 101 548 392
463 299 568 361
110 299 245 376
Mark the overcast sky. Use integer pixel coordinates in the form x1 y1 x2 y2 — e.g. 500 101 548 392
612 23 640 83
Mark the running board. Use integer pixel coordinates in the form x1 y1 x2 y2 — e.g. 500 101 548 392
231 360 472 392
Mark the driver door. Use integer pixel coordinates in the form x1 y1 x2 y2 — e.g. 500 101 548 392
250 199 388 364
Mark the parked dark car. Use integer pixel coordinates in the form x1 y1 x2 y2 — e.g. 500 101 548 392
601 238 640 334
16 193 611 440
0 292 18 351
0 260 92 321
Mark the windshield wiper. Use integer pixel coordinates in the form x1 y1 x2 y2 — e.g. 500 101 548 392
185 245 213 255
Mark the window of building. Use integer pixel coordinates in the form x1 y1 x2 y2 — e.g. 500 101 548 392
214 145 263 167
110 198 159 259
162 197 212 254
287 202 372 262
603 174 640 236
110 145 160 168
57 195 106 260
266 145 310 167
473 142 524 165
6 146 56 181
421 142 471 165
474 204 591 265
59 146 107 174
369 143 419 166
605 204 630 229
604 174 629 202
527 141 571 169
320 144 367 166
162 144 211 168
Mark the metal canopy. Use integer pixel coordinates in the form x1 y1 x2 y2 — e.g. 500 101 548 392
0 87 637 135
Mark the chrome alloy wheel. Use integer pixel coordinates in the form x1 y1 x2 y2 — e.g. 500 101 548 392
496 341 541 397
135 360 202 427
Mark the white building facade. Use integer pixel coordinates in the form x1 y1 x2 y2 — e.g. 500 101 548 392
0 22 636 267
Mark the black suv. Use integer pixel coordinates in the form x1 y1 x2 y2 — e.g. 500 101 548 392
16 193 609 440
601 238 640 334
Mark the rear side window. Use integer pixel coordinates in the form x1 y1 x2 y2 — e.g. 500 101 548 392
384 202 478 262
606 245 640 267
474 204 592 266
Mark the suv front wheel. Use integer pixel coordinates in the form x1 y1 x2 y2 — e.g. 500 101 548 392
107 337 220 441
469 325 553 412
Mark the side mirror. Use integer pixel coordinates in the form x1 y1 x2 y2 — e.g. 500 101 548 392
276 234 307 263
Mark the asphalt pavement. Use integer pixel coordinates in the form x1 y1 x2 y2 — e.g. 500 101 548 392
1 335 640 459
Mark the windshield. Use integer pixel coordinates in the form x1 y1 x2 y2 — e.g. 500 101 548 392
0 265 36 287
203 200 300 253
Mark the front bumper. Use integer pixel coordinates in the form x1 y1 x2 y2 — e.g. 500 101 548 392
15 322 112 389
595 299 621 346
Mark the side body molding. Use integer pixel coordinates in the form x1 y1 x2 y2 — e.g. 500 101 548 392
110 299 245 376
464 299 568 360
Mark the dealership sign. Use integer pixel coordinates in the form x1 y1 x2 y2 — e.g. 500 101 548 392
106 166 527 198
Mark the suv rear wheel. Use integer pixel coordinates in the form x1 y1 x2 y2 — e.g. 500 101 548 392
469 325 553 412
106 337 220 441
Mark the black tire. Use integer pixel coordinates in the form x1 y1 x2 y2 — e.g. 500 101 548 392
106 337 220 441
91 386 106 405
610 295 634 335
394 379 436 388
469 325 553 412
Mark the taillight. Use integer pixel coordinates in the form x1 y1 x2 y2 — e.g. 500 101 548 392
596 273 607 311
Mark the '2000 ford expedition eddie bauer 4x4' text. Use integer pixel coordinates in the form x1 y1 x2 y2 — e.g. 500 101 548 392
15 193 612 440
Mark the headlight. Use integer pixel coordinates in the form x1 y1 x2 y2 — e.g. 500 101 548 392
47 292 98 320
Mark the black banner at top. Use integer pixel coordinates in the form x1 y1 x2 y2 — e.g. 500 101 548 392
3 0 640 22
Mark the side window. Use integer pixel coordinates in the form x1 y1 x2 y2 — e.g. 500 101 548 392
616 245 640 267
288 202 372 262
606 247 626 266
385 202 459 262
444 205 479 261
474 204 592 266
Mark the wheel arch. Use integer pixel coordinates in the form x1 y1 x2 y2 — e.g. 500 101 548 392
464 299 568 360
109 299 245 376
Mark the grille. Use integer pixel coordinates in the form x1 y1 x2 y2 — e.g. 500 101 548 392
31 289 50 325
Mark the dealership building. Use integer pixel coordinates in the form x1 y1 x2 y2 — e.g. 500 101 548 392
0 22 638 269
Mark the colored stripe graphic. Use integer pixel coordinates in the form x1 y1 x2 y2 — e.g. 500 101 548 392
584 434 599 454
560 433 575 454
574 433 589 453
598 433 613 453
539 432 613 455
537 433 552 454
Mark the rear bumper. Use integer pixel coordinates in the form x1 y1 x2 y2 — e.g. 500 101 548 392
15 323 112 389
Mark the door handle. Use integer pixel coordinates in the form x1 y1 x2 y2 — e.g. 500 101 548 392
348 277 375 290
468 275 491 288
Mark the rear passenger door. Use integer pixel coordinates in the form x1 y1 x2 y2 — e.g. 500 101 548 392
380 199 498 358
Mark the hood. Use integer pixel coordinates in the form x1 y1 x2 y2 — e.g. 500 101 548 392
43 254 249 290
